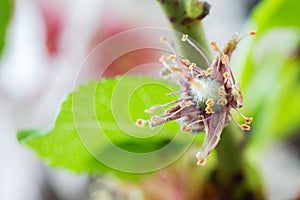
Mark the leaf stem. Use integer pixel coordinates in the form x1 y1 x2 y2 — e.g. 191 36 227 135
216 126 245 184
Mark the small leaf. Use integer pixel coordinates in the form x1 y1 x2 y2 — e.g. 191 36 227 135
19 76 198 179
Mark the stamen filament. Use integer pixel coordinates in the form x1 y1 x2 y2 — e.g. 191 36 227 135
182 35 211 67
166 90 187 96
164 106 185 119
227 112 242 129
161 37 190 75
187 118 205 127
227 112 251 131
237 31 256 43
145 98 188 113
163 107 200 119
233 108 253 124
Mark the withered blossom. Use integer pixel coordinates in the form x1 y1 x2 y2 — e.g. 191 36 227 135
136 32 255 166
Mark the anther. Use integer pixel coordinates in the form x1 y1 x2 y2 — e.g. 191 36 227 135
238 31 257 43
181 34 188 42
210 41 220 51
196 152 207 166
160 68 171 76
205 107 213 114
206 67 213 75
241 124 251 131
189 63 196 70
159 55 166 62
223 72 231 80
245 117 253 124
221 55 229 64
136 119 147 127
197 158 207 166
168 54 176 60
160 36 167 44
205 98 214 107
179 101 185 107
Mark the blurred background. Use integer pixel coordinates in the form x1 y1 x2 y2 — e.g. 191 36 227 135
1 0 300 199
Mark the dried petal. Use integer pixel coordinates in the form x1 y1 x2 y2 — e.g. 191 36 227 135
196 109 227 163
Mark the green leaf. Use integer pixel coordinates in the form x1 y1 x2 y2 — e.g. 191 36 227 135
0 0 13 58
18 76 198 179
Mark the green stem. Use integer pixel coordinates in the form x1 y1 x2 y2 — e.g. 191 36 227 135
216 126 244 185
215 126 264 199
157 0 211 66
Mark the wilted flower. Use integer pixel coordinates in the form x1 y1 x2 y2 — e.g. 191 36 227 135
136 32 256 166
